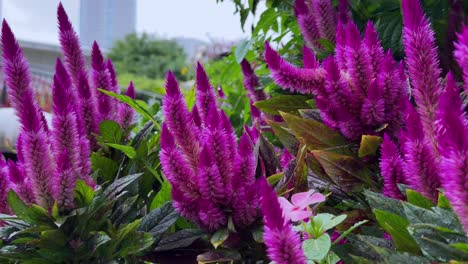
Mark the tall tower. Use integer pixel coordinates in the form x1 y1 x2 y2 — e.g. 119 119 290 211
79 0 136 51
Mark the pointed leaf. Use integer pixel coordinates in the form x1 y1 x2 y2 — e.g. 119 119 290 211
358 135 382 158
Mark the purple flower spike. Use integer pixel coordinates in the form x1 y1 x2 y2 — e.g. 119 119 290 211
53 150 77 210
77 71 99 149
261 179 307 264
57 2 88 88
234 132 256 186
160 124 200 200
198 199 227 232
264 42 325 94
380 135 405 200
364 21 384 78
2 20 56 208
302 45 319 69
195 62 218 123
119 82 136 131
7 161 35 205
241 59 267 102
454 25 468 94
163 71 201 168
106 59 119 93
312 0 337 42
337 0 351 25
402 0 442 149
294 0 321 50
0 163 11 214
197 146 225 203
91 41 114 121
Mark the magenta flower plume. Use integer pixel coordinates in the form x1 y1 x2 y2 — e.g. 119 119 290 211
195 62 218 123
160 124 199 200
311 0 337 42
363 21 384 79
240 59 268 102
53 150 77 210
261 179 307 264
57 2 88 88
91 41 115 121
105 59 119 93
197 146 225 203
77 71 99 148
264 42 325 94
0 162 11 214
454 25 468 94
163 71 201 168
402 104 440 202
2 20 56 208
380 134 405 200
337 0 351 25
119 82 137 131
161 66 261 232
7 161 35 205
401 0 442 149
436 73 468 231
294 0 321 50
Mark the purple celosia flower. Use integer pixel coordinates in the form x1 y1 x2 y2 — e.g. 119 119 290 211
119 82 137 131
380 134 405 200
163 71 201 168
240 59 268 102
105 59 119 93
401 0 442 149
261 179 307 264
337 0 351 25
161 64 260 232
294 0 322 50
454 25 468 94
265 19 406 140
53 150 77 210
436 72 468 231
57 3 88 89
311 0 337 42
77 71 99 149
195 62 218 123
264 42 326 94
0 160 11 214
402 104 440 202
7 160 35 205
1 20 56 208
91 41 116 122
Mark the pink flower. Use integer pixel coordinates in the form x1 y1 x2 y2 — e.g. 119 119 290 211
278 190 326 222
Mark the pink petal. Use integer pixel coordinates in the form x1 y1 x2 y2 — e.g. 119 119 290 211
308 193 326 204
278 197 295 215
291 190 314 208
289 210 312 222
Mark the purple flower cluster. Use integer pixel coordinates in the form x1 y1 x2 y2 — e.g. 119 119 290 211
294 0 350 51
0 3 135 212
265 20 407 140
160 64 262 231
260 178 307 264
380 0 467 231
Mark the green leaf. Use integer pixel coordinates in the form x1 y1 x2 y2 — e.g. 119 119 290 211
99 120 122 144
99 89 160 129
7 191 54 227
403 203 463 233
252 226 264 243
437 192 451 209
154 229 205 252
358 135 382 158
150 180 172 210
74 180 95 207
266 172 283 185
254 95 311 115
332 220 368 245
105 143 136 159
373 209 420 254
451 243 468 253
91 153 118 182
406 189 434 209
210 228 229 249
281 112 347 150
234 38 254 63
408 225 468 262
139 202 179 238
268 120 299 154
303 233 331 261
364 190 405 217
312 150 375 192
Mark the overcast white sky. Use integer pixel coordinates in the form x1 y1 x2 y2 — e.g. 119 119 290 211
1 0 262 44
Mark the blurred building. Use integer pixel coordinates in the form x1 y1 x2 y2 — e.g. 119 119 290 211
79 0 136 51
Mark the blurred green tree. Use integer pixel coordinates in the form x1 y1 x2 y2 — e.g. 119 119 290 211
108 33 188 81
